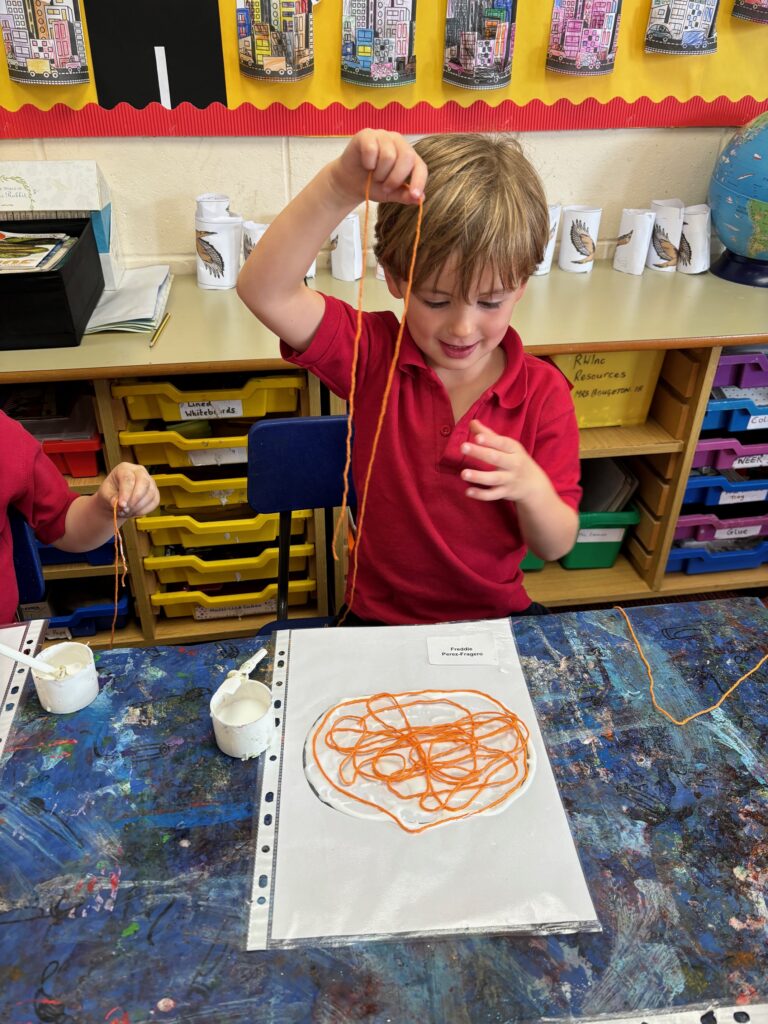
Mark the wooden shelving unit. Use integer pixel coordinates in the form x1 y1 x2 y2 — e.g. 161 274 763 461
7 268 767 644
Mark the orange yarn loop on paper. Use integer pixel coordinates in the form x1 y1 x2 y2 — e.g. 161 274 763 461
312 690 530 833
616 605 768 727
111 501 128 647
332 174 424 624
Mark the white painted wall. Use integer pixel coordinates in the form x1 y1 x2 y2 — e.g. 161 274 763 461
1 128 731 273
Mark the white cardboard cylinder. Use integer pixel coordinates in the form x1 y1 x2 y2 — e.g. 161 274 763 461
330 213 363 282
613 209 656 276
678 205 711 275
558 206 602 274
195 193 243 290
533 203 562 276
31 642 99 715
210 677 275 760
646 198 684 272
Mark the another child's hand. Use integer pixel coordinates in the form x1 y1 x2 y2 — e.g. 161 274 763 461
331 129 427 206
98 463 160 519
460 420 548 504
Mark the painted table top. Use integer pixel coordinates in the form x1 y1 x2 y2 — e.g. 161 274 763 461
1 597 766 1024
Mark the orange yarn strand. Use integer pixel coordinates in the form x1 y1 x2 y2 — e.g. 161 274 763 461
331 171 373 563
342 195 424 621
312 690 530 833
110 501 128 647
616 605 767 726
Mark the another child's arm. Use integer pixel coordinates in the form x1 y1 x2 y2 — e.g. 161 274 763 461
236 129 426 352
53 463 160 552
460 419 579 562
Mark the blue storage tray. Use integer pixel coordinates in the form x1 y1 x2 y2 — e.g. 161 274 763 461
48 595 130 637
702 394 768 432
37 539 115 566
667 541 768 574
683 471 768 507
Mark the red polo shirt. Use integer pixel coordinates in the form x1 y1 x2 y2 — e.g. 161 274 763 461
0 411 77 625
281 295 581 625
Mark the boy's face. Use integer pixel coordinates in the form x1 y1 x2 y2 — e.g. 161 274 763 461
384 258 526 377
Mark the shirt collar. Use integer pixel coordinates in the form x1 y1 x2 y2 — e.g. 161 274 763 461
398 323 528 409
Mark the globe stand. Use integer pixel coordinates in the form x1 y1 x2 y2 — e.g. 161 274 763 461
710 250 768 288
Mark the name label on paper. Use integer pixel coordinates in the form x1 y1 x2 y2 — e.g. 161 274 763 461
732 453 768 469
427 634 499 666
719 489 767 505
713 525 762 540
746 415 768 430
576 528 624 543
178 399 244 420
188 446 247 466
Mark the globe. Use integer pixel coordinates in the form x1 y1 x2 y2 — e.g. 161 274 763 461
709 111 768 288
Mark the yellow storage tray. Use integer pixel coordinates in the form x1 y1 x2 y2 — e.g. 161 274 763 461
136 510 311 548
152 473 247 509
120 428 248 468
145 543 314 585
151 579 316 619
552 350 665 428
112 375 303 422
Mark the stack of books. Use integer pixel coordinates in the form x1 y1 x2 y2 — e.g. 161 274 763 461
0 229 76 273
84 265 172 334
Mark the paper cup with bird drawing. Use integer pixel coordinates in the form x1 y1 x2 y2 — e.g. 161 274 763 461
645 198 685 274
677 205 711 275
533 203 562 276
558 206 602 274
613 209 656 276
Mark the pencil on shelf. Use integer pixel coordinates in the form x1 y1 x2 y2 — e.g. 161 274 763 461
149 312 171 349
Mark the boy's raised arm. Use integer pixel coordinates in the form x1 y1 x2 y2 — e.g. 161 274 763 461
236 130 426 353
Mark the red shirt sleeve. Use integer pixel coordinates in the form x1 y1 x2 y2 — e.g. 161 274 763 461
528 364 582 512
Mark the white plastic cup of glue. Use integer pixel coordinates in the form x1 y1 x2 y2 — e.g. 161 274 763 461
31 642 99 714
210 675 275 760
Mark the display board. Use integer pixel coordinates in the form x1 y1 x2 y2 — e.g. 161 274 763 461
0 0 766 137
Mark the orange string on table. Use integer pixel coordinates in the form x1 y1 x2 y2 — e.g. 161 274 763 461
312 690 530 833
616 605 767 726
111 500 128 647
333 174 424 625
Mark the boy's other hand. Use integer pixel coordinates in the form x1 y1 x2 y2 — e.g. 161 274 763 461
460 420 548 504
99 463 160 519
331 130 427 206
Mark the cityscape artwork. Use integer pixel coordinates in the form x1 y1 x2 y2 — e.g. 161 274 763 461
545 0 622 77
644 0 721 55
0 0 88 85
443 0 517 90
341 0 417 88
238 0 315 82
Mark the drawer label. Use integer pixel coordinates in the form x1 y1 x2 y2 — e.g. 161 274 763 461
178 399 244 420
719 489 767 505
732 453 768 468
576 528 624 543
722 385 768 406
188 447 247 466
746 414 768 430
713 524 762 539
194 599 277 620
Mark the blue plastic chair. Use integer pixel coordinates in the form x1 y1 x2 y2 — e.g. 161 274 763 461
247 416 354 634
9 506 45 608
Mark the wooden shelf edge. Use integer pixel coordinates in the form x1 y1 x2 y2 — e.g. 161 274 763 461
43 563 117 580
578 418 683 459
657 566 768 596
152 603 323 644
41 622 146 650
525 555 653 607
64 474 105 495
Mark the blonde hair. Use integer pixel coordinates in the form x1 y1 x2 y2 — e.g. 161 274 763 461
374 133 549 298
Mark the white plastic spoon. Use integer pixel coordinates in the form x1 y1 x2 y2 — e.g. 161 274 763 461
0 640 67 680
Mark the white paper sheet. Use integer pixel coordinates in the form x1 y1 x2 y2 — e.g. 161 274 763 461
248 619 599 949
85 265 170 331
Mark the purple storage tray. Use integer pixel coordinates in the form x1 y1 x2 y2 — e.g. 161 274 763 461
674 512 768 542
713 351 768 389
692 437 768 471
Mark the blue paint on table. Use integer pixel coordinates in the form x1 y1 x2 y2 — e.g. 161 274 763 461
1 599 766 1023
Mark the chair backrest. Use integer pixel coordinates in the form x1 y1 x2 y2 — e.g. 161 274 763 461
247 416 354 513
247 416 353 630
9 507 45 605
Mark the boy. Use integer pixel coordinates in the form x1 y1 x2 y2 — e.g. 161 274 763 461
237 130 581 625
1 409 159 625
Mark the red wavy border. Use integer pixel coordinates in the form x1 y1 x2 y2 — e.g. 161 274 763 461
1 96 767 137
